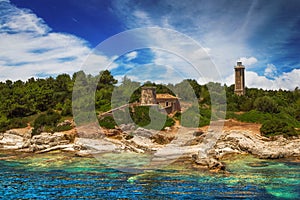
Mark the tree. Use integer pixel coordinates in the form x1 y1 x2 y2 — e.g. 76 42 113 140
61 99 72 116
174 80 198 101
97 70 117 90
254 96 279 113
260 119 297 137
32 110 61 135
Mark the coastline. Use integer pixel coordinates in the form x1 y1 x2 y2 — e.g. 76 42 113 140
1 119 300 171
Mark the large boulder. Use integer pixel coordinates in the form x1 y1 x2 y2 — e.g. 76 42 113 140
133 127 156 138
31 132 68 146
74 137 119 154
0 132 25 150
215 130 300 159
29 130 76 152
119 124 135 132
76 123 104 139
192 155 225 171
151 133 175 145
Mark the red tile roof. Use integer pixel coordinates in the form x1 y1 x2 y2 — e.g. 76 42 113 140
156 93 178 99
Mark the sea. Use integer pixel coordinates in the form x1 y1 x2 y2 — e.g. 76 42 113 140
0 151 299 199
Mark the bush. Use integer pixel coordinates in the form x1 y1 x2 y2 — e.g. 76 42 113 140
0 116 28 133
254 96 279 113
260 119 297 137
54 124 73 132
99 116 117 129
32 110 61 135
235 110 273 123
61 99 72 116
73 111 96 125
8 118 28 129
173 111 181 121
130 106 175 130
0 115 9 132
165 116 175 128
180 105 212 128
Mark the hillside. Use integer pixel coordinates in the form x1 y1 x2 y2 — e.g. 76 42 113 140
0 70 299 138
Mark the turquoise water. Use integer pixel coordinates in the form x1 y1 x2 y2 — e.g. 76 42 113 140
0 151 299 199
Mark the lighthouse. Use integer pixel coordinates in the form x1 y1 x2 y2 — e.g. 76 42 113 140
234 61 245 95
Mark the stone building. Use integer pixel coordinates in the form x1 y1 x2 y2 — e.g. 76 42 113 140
234 61 245 95
156 93 181 114
140 86 181 114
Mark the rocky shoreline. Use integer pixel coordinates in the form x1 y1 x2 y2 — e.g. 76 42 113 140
1 121 300 171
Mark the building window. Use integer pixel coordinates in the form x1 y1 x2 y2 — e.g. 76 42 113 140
166 102 169 107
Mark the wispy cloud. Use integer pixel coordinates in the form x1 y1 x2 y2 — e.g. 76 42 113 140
1 0 299 91
264 63 278 79
111 0 300 90
0 1 97 81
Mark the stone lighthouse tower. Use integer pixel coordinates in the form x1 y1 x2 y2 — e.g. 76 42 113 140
234 61 245 95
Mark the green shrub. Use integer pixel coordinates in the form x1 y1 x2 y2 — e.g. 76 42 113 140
99 116 117 129
0 115 9 132
0 116 28 133
235 110 272 123
54 124 73 132
276 111 300 128
260 119 297 137
130 106 175 130
8 118 28 129
99 103 111 112
254 96 279 113
226 111 236 119
165 116 175 128
173 111 181 121
61 99 72 116
73 111 96 125
180 105 211 128
32 110 61 135
295 108 300 121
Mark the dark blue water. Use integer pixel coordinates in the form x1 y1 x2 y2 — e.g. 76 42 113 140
0 152 299 199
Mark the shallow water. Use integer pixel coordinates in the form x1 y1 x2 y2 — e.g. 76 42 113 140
0 151 299 199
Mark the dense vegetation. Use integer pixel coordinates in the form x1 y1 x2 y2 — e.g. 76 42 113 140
0 70 299 137
226 86 300 137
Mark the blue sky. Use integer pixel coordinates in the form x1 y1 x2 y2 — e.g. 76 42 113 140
0 0 299 90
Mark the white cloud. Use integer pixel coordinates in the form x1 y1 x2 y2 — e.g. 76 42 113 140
2 11 50 35
119 63 182 84
129 28 220 83
111 1 255 83
224 69 300 90
264 63 278 79
0 1 111 81
238 57 258 66
132 10 153 27
133 10 149 20
82 52 118 75
0 31 91 80
245 71 275 89
275 69 300 90
0 0 50 34
111 0 300 90
125 51 138 61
